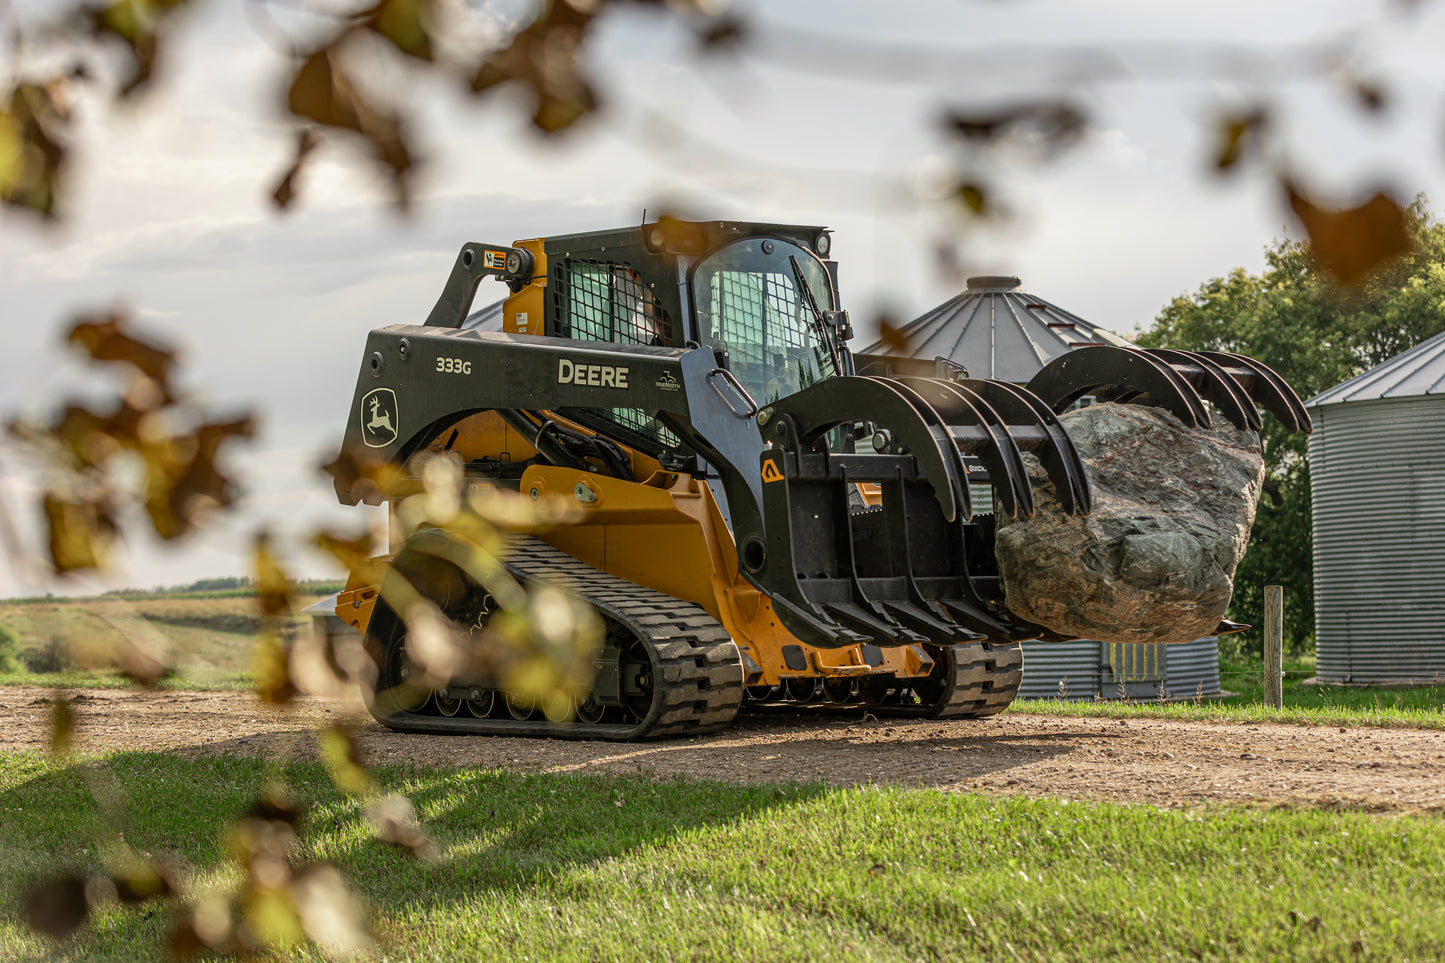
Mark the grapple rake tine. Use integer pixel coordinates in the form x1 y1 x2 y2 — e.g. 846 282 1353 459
1196 351 1314 434
1147 348 1263 432
862 376 977 520
762 375 964 521
892 376 1034 519
1024 344 1212 428
961 379 1093 516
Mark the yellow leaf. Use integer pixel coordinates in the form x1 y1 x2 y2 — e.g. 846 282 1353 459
1285 183 1413 287
253 534 294 619
252 633 296 705
318 726 372 796
50 696 73 756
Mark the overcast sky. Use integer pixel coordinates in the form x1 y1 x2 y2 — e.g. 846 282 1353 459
3 0 1444 596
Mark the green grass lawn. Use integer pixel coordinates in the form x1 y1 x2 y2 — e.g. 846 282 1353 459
1 751 1443 962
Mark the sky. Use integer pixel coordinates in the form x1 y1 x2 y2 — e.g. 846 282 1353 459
3 0 1445 596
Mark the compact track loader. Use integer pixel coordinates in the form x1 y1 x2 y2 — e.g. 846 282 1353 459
331 220 1310 740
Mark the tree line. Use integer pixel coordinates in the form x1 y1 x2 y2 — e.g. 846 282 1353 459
1137 196 1445 652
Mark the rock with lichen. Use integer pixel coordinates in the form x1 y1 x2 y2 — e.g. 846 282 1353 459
994 402 1265 645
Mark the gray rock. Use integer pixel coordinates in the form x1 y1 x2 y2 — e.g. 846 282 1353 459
994 402 1265 645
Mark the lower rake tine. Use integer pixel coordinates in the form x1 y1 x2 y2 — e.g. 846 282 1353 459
1148 349 1262 431
1197 351 1313 433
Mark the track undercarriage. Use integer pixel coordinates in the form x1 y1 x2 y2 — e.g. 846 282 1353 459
363 537 1024 740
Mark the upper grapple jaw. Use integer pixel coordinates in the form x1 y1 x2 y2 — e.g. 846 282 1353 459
1024 344 1313 434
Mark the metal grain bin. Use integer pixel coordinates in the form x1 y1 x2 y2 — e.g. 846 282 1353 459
1019 636 1220 702
1308 332 1445 682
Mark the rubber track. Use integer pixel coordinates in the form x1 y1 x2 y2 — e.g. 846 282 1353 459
375 536 744 741
879 640 1024 719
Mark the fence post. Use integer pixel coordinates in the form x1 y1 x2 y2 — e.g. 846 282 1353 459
1263 584 1283 709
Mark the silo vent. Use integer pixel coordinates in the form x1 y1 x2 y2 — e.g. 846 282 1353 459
966 275 1022 291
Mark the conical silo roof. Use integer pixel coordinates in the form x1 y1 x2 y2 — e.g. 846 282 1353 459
860 275 1135 382
1307 329 1445 407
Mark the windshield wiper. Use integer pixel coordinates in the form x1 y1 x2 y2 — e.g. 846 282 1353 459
789 255 843 375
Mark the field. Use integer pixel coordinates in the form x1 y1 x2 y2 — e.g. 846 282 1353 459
0 590 337 690
2 593 1445 960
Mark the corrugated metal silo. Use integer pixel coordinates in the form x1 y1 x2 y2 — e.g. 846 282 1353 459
1308 331 1445 683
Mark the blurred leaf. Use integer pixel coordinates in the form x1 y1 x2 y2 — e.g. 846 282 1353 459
270 128 320 210
1213 107 1268 172
648 214 709 253
314 528 383 587
322 445 414 505
942 100 1087 157
1285 183 1413 287
285 44 414 208
318 726 372 796
698 15 746 52
366 0 434 62
43 493 118 574
241 887 305 950
0 80 70 218
21 874 89 940
50 695 74 755
171 895 232 956
875 318 912 356
83 0 195 97
139 414 256 540
290 864 375 955
468 0 599 134
247 787 302 828
111 855 175 904
365 793 438 861
252 632 296 705
253 534 294 619
953 181 987 216
66 311 177 396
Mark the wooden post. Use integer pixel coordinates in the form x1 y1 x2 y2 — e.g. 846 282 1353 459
1263 584 1283 709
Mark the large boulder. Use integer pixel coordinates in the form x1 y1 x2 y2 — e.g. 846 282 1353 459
994 401 1265 645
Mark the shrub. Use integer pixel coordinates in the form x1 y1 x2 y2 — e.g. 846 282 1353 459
23 635 73 674
0 624 19 674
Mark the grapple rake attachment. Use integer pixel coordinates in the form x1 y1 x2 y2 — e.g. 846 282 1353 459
737 374 1088 650
1024 344 1313 434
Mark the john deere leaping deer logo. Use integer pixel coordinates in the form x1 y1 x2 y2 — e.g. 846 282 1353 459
361 388 399 448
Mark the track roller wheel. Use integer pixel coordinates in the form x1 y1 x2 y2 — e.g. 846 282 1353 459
435 688 463 716
785 676 819 703
466 689 496 718
745 684 778 703
882 641 1023 719
505 691 536 721
576 695 606 724
822 677 855 703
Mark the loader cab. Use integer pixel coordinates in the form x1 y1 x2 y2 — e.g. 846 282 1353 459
690 235 841 406
526 221 848 453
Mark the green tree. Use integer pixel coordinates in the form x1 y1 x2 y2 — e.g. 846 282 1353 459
1137 197 1445 652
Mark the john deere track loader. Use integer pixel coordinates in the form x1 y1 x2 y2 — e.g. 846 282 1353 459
330 219 1310 740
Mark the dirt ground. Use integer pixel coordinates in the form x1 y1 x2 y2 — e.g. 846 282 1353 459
4 685 1445 813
